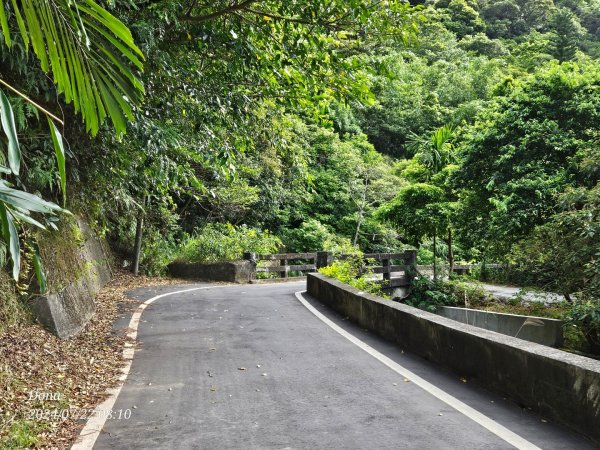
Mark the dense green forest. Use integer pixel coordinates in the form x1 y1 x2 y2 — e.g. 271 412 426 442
0 1 598 304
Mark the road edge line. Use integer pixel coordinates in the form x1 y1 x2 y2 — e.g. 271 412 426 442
71 286 210 450
294 290 541 450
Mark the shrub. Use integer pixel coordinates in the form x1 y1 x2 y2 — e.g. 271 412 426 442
318 252 381 295
442 279 493 308
404 275 454 312
173 223 282 264
404 276 491 312
565 298 600 355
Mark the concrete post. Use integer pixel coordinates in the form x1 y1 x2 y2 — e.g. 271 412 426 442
243 252 257 280
316 251 332 270
404 250 417 285
382 258 390 282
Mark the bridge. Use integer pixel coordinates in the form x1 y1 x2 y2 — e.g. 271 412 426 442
72 279 597 449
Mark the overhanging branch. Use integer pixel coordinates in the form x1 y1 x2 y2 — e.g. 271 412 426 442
181 0 259 23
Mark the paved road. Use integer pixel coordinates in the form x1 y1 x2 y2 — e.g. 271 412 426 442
93 282 595 449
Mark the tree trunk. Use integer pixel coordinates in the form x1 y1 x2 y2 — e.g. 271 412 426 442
433 232 437 281
448 228 454 278
132 209 144 276
353 216 363 247
353 177 369 246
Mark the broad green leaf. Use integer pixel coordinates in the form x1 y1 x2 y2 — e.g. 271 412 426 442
0 0 11 46
48 119 67 207
32 241 47 294
0 90 20 175
10 209 46 229
2 0 144 136
0 180 65 214
9 0 28 48
0 203 20 280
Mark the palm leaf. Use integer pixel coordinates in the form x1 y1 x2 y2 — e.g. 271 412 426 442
0 180 66 214
0 90 20 174
0 0 144 136
32 241 47 294
0 203 20 280
48 118 67 207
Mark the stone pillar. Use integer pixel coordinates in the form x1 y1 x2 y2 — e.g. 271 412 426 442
243 252 257 280
404 250 417 285
316 251 332 270
382 257 391 282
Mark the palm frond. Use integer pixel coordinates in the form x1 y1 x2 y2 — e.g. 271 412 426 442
0 0 144 135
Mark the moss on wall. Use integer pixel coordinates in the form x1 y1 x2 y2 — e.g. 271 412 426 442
0 270 30 334
36 216 113 293
1 215 113 335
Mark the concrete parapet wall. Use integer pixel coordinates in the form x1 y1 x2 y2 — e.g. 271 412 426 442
31 219 112 339
168 260 255 283
307 273 600 444
437 306 563 347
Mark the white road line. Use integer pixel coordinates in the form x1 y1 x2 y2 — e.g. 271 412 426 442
294 291 541 450
71 287 211 450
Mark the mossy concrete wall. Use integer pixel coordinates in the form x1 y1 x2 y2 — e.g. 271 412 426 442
30 218 112 339
307 273 600 444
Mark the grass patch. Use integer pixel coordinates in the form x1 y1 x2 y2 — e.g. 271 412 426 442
0 419 50 449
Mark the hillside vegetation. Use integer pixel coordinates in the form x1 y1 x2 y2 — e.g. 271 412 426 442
0 0 597 333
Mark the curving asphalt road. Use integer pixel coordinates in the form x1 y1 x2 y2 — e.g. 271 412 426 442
91 282 595 450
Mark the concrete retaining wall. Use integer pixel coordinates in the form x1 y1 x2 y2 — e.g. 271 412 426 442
168 260 255 283
30 220 112 339
307 273 600 444
437 306 563 347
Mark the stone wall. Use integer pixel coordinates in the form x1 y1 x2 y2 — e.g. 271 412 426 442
307 273 600 444
168 260 255 283
29 219 113 339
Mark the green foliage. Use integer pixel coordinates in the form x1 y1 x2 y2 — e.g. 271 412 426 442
549 7 585 61
377 183 449 245
282 219 353 253
318 253 381 295
502 183 600 297
442 279 494 307
174 224 282 264
0 92 68 283
438 0 485 38
0 0 144 135
0 419 48 448
566 298 600 354
455 61 600 254
404 275 453 312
